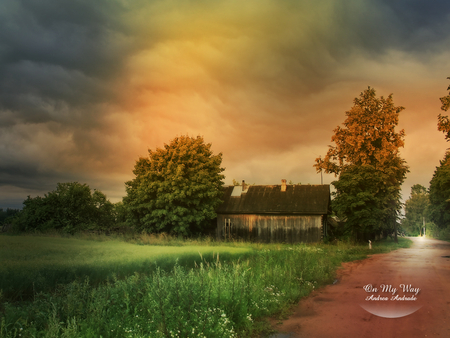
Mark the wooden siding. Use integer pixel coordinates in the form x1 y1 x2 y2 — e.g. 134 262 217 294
217 214 322 243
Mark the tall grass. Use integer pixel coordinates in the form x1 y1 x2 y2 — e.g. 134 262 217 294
0 235 411 337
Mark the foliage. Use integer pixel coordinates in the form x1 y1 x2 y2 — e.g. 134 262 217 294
13 182 114 234
112 201 128 224
314 87 406 174
0 235 411 337
232 179 241 186
124 135 225 235
315 87 408 241
428 78 450 235
429 152 450 229
441 77 450 112
421 221 448 240
438 77 450 140
402 184 429 236
331 165 402 240
0 208 20 225
437 114 450 141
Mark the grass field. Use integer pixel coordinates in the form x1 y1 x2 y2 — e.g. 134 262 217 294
0 234 252 301
0 234 412 338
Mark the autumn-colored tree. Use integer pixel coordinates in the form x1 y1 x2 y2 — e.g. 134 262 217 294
403 184 429 236
315 87 409 241
123 135 225 235
437 77 450 140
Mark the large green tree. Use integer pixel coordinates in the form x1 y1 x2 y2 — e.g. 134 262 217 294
429 152 450 229
403 184 429 236
314 87 409 241
123 135 225 235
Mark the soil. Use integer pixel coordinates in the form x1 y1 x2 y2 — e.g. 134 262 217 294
266 237 450 338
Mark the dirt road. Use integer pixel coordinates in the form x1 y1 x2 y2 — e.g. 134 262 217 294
269 237 450 338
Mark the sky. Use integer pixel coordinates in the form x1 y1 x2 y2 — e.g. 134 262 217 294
1 0 450 210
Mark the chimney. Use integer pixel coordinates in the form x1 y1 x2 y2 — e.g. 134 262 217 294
281 179 287 192
242 180 246 191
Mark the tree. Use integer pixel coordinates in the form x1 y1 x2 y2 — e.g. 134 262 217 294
428 78 450 232
403 184 429 236
429 152 450 229
15 182 114 233
331 165 403 240
123 135 225 235
0 208 20 225
314 87 409 241
437 77 450 140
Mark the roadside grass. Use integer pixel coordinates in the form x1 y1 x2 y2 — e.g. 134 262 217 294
0 234 411 338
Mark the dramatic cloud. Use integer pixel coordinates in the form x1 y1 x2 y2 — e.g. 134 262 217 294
1 0 450 208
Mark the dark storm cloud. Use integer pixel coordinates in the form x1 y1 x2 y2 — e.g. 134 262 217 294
378 0 450 47
1 0 447 120
0 62 109 126
0 0 140 122
0 0 135 202
0 0 129 75
0 0 449 208
329 0 450 55
0 163 69 191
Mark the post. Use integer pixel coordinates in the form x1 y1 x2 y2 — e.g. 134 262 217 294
319 155 323 185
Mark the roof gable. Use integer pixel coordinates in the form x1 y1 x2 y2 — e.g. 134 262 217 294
217 184 331 215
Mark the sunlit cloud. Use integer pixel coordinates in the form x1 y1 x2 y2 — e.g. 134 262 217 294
1 0 450 208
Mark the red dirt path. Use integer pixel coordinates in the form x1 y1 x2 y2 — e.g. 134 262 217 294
268 237 450 338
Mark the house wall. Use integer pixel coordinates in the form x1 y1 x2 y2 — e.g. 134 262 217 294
217 214 323 243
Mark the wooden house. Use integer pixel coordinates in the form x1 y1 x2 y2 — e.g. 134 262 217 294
216 180 331 243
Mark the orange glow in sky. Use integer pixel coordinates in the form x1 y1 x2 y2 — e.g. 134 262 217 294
1 0 450 207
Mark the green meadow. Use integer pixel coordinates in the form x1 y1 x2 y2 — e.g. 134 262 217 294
0 234 251 301
0 234 412 338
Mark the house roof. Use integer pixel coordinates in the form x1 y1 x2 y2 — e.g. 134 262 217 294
217 184 331 215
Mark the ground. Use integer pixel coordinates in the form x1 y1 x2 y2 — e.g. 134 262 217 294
267 237 450 338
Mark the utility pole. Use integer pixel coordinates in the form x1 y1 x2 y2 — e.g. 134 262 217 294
320 155 323 185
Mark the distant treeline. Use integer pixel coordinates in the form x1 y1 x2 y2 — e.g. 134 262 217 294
3 182 124 235
0 208 20 225
2 179 216 236
3 136 223 236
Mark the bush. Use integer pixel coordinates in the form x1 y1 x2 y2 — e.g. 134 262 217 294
13 182 115 234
